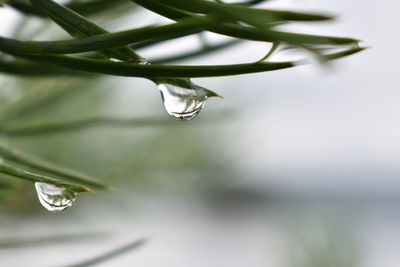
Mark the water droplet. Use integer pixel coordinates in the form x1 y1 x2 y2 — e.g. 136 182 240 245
34 182 77 212
158 82 216 121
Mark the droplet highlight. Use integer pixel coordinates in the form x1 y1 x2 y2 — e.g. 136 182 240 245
110 58 149 65
35 182 77 212
158 83 214 121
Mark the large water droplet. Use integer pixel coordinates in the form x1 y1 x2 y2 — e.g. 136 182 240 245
158 82 216 121
34 182 77 212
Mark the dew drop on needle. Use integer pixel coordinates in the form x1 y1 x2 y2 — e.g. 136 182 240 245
158 82 215 121
35 182 77 212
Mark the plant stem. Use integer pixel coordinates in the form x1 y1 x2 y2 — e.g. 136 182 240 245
0 117 172 136
0 146 110 190
29 0 143 62
11 46 364 78
0 17 217 55
0 162 92 193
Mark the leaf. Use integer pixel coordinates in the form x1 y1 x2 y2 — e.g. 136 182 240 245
13 53 295 77
29 0 143 61
154 0 334 24
11 46 364 78
0 17 218 55
133 0 358 45
0 162 92 193
0 146 111 190
0 57 84 76
1 116 173 136
8 0 131 17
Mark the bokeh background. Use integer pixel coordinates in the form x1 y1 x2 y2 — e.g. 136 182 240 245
0 0 399 266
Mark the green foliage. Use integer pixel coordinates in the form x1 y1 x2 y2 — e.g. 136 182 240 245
1 0 363 78
0 0 363 201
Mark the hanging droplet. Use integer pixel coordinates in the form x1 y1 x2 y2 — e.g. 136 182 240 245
158 82 218 121
34 182 77 212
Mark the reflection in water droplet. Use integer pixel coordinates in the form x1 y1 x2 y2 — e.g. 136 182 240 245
158 83 211 121
34 182 77 212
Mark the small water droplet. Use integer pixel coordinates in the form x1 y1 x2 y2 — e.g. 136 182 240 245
158 82 214 121
34 182 77 212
